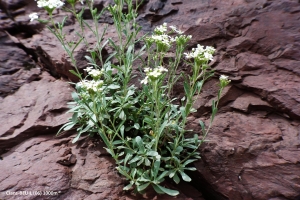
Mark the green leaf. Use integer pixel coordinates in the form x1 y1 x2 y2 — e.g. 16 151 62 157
153 184 179 196
126 89 135 99
119 110 126 120
135 136 145 153
139 173 151 182
152 184 164 194
123 182 134 190
185 167 197 171
137 182 150 192
128 155 141 164
173 173 180 184
152 160 160 178
134 123 140 130
183 159 197 166
145 158 151 166
116 166 130 179
169 170 176 178
158 120 168 137
180 106 186 118
79 124 91 134
72 132 82 143
175 146 183 154
146 151 158 157
183 81 190 96
124 153 133 165
112 140 123 145
157 170 169 181
137 158 144 166
63 122 75 131
104 147 115 157
107 84 120 89
71 112 78 123
143 117 154 127
69 70 82 79
120 125 125 138
71 92 80 101
98 129 110 148
199 120 206 134
131 168 137 178
179 170 191 182
184 144 198 149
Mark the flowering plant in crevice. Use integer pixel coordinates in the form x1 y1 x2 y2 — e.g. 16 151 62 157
29 0 230 196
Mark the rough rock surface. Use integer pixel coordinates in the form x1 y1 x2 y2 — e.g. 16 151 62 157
0 72 72 152
1 0 300 200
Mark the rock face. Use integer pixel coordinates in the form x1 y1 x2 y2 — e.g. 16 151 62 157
1 0 300 200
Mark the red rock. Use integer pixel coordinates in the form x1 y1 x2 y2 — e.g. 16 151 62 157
0 72 73 151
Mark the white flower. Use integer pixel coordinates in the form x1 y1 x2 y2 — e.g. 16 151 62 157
37 0 64 9
84 67 104 79
219 75 231 87
155 154 161 160
148 70 161 78
154 23 168 34
89 69 102 78
80 0 84 4
29 13 38 22
151 34 172 47
184 44 215 62
157 66 168 72
143 66 168 83
77 80 104 92
169 25 183 34
84 66 93 72
184 52 193 59
204 52 214 61
219 75 229 81
205 46 216 54
141 77 148 84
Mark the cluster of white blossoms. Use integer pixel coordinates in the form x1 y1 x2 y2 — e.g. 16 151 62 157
150 34 173 49
219 75 231 87
77 80 104 92
154 23 168 34
84 67 104 79
36 0 64 9
141 66 168 84
29 0 64 21
147 23 192 51
29 13 39 22
154 23 183 35
184 44 216 62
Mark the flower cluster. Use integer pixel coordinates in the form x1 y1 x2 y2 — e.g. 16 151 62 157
141 66 168 84
219 75 231 87
184 44 216 62
154 23 168 35
146 23 192 52
149 34 173 51
36 0 64 9
77 80 104 92
84 67 104 79
174 35 192 46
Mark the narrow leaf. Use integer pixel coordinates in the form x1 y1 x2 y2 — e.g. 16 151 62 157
179 171 192 182
154 184 179 196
